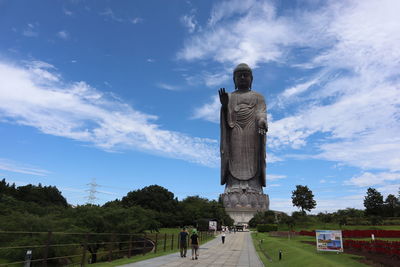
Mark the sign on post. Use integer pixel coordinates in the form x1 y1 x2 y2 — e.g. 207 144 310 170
315 230 343 252
209 221 217 231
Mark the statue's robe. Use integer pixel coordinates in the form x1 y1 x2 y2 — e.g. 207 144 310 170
220 90 266 191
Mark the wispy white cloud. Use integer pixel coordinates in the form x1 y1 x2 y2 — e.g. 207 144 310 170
184 71 229 88
22 23 38 37
344 172 400 187
267 174 286 181
207 0 255 27
181 13 198 33
266 153 282 163
157 83 180 91
192 95 220 123
99 8 123 22
0 158 50 176
178 0 300 67
377 183 400 196
268 184 281 187
131 17 143 24
57 30 69 40
63 8 73 16
0 60 219 167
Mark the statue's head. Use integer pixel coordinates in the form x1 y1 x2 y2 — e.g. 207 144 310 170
233 63 253 90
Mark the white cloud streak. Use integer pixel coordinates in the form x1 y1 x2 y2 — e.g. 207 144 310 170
22 23 38 37
267 174 286 181
0 158 50 176
157 83 180 91
0 60 219 167
344 172 400 187
192 95 220 123
99 8 123 22
131 17 143 24
57 30 69 40
181 15 196 33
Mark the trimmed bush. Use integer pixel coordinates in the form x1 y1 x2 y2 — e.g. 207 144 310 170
257 224 278 232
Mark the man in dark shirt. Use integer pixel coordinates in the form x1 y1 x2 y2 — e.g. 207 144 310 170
179 227 188 257
190 229 199 260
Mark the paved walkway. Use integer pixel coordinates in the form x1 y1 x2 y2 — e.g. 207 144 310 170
119 231 263 267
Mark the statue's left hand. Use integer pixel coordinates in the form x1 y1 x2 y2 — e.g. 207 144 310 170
258 118 268 135
258 118 267 129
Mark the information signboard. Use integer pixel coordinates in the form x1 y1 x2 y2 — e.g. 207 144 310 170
315 230 343 252
209 221 217 231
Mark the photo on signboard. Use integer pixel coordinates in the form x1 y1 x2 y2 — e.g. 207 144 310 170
315 230 343 252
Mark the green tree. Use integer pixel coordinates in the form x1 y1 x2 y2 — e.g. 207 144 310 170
177 196 232 228
0 178 17 197
363 187 384 216
121 185 178 212
12 183 68 207
249 211 276 227
317 212 333 223
291 185 316 214
384 194 398 217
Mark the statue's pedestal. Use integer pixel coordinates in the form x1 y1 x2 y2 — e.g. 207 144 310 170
221 192 269 224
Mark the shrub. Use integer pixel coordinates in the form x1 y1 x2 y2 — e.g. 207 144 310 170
257 224 278 232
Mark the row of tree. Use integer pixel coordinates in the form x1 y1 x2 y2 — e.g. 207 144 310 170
0 179 233 232
249 185 400 228
363 187 400 217
289 184 400 217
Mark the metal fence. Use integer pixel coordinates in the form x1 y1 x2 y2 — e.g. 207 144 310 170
0 230 212 266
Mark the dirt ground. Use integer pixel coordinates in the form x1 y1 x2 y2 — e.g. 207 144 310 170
301 241 400 267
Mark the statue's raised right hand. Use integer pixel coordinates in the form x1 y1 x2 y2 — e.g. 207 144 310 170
219 88 229 107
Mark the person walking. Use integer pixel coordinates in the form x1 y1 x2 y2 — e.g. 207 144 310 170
221 229 226 244
190 229 199 260
179 227 188 257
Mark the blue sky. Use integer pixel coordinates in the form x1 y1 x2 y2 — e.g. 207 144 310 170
0 0 399 213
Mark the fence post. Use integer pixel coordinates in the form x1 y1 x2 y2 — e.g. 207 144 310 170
42 231 52 267
128 234 133 258
171 234 174 251
80 233 89 266
177 234 180 249
142 233 146 255
163 233 167 252
154 233 158 254
108 234 115 262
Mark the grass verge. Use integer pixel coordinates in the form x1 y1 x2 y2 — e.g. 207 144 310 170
251 232 369 267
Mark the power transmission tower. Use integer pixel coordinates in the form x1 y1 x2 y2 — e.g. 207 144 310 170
86 178 99 204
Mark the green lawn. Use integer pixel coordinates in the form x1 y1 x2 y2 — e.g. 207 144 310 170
252 232 368 267
0 259 10 264
278 222 400 231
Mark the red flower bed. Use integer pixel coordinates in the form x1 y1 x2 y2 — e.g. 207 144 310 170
344 240 400 257
299 230 314 236
298 230 400 238
342 230 400 238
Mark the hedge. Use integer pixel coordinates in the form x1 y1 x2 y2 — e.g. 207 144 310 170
257 224 278 232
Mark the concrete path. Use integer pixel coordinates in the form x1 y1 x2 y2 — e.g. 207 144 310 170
119 231 263 267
